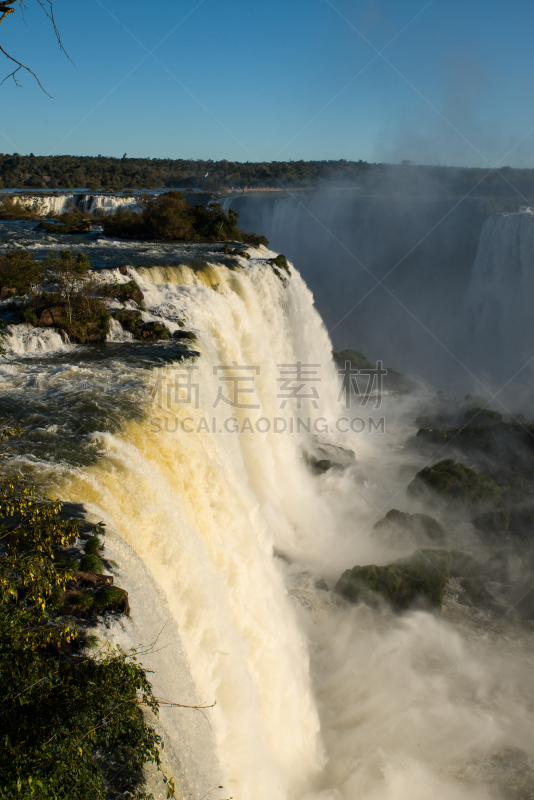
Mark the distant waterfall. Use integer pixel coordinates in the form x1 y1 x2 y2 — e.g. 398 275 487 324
463 210 534 387
224 194 534 404
9 193 142 216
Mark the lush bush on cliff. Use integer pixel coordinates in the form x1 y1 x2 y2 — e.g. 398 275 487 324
0 423 172 799
0 196 42 220
102 191 268 244
39 208 92 234
22 250 111 343
0 249 44 297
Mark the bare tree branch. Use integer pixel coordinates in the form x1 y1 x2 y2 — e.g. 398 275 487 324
0 0 73 96
0 44 52 95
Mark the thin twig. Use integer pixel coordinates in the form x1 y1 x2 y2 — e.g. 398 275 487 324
0 44 52 96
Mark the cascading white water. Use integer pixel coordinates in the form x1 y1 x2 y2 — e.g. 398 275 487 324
463 209 534 391
8 193 142 216
2 247 534 799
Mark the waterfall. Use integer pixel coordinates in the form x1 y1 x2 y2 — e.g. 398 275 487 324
4 247 533 800
55 255 340 799
9 193 142 216
463 209 534 393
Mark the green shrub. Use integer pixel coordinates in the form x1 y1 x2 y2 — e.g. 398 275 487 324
100 586 128 609
269 254 290 273
0 249 44 296
79 553 105 573
83 535 102 554
40 209 92 234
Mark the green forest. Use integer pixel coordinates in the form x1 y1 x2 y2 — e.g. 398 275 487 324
1 153 534 201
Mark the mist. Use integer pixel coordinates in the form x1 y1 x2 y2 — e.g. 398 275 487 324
226 176 534 413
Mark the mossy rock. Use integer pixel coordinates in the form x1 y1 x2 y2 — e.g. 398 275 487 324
333 349 416 394
372 509 445 549
449 550 484 578
114 308 142 334
60 315 110 343
172 329 197 341
335 548 452 610
416 427 450 444
408 459 501 506
333 349 374 370
139 321 170 341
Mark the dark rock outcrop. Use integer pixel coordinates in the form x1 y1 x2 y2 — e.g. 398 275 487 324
372 509 445 549
408 459 501 506
335 548 452 610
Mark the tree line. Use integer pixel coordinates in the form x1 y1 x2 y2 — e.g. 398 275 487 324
1 154 534 201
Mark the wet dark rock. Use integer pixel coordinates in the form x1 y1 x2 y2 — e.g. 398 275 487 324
314 578 329 591
486 548 530 583
114 308 170 340
408 459 501 506
458 577 497 610
510 579 534 620
39 305 67 326
100 279 144 304
172 329 197 341
463 407 504 426
473 510 510 541
314 459 332 473
509 509 534 542
333 348 417 394
372 509 445 549
449 549 484 578
58 571 129 618
335 548 452 610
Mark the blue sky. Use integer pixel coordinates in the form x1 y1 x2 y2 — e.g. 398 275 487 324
1 0 533 166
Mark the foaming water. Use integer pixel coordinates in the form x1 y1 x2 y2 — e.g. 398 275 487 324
8 193 142 216
0 236 533 799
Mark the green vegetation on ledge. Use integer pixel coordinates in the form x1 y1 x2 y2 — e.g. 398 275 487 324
0 422 173 800
21 250 111 343
102 191 268 245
